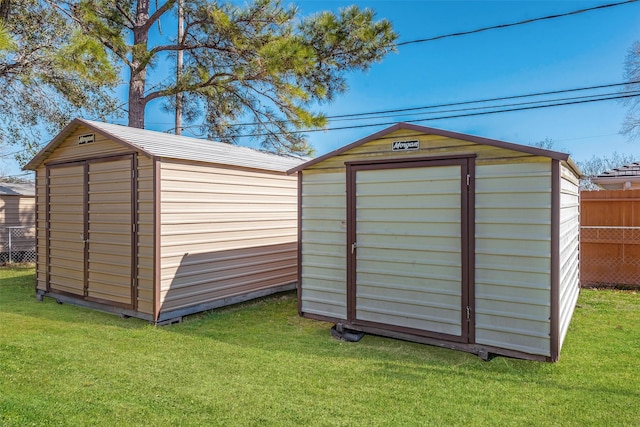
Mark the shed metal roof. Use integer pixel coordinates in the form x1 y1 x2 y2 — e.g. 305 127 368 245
287 122 579 175
24 118 306 173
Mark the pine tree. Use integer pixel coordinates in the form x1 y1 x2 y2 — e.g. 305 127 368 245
49 0 397 155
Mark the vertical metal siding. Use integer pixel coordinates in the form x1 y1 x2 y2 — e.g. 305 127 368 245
300 171 347 318
474 162 553 356
158 160 298 312
558 164 580 349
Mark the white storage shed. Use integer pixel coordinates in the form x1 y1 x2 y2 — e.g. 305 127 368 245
288 123 581 361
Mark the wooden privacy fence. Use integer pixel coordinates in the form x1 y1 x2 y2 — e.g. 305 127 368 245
580 189 640 287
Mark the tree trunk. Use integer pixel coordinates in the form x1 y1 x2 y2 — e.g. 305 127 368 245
0 0 11 22
128 0 150 129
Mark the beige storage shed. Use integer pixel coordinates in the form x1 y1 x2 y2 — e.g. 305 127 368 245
24 118 303 324
288 123 581 362
0 182 36 263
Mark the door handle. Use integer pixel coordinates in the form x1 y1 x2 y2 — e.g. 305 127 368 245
351 242 357 254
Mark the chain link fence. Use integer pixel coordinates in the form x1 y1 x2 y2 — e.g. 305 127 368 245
0 226 36 264
580 226 640 288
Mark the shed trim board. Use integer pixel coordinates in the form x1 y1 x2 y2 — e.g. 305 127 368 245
550 159 561 362
293 123 581 362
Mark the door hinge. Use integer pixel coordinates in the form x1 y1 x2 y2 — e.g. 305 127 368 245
466 306 471 321
466 174 471 186
132 223 137 233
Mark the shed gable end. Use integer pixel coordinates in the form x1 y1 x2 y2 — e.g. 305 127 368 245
38 126 137 166
306 129 550 171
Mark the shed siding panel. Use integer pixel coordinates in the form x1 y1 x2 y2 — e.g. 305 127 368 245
43 127 132 164
158 160 297 313
558 164 580 349
135 155 155 314
300 172 347 318
475 161 552 356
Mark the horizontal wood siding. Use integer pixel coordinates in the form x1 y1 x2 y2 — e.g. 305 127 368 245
0 196 35 226
136 156 154 314
0 195 35 254
300 171 347 318
558 164 580 350
475 162 552 356
159 160 298 312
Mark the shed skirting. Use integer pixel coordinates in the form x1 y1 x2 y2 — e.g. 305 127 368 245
37 282 296 324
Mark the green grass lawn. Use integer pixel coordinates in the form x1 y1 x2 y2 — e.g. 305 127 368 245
1 266 638 426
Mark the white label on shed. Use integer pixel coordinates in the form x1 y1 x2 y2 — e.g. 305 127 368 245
78 134 95 145
392 140 419 151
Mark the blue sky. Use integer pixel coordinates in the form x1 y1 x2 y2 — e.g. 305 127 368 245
7 0 640 177
286 0 640 162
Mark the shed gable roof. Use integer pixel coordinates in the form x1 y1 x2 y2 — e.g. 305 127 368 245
287 122 573 174
24 118 305 172
0 182 35 196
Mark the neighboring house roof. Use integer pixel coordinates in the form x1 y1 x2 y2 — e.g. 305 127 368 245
0 182 35 196
591 161 640 190
595 162 640 178
287 122 579 174
24 118 306 173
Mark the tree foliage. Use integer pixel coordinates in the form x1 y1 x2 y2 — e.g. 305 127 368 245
50 0 397 155
0 0 121 165
622 41 640 140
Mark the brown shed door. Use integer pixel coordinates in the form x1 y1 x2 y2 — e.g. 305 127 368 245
347 158 473 342
48 164 86 296
47 156 134 308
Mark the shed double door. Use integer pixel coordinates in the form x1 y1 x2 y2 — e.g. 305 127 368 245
347 157 474 342
47 156 134 308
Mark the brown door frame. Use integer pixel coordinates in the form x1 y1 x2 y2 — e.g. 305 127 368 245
346 154 475 343
45 154 137 310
